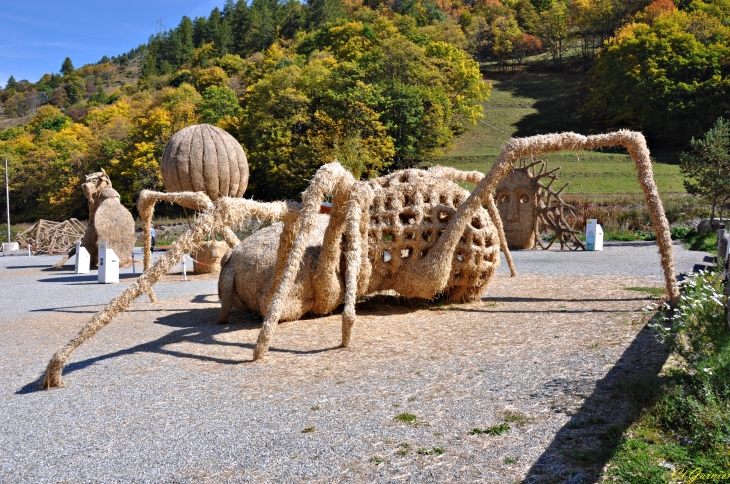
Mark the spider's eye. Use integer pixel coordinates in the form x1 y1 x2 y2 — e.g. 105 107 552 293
519 194 530 204
500 195 510 203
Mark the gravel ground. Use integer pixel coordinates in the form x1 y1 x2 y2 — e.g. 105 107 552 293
0 242 711 483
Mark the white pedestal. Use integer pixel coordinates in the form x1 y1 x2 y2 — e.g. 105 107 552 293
586 219 604 251
75 242 90 274
98 242 119 283
2 242 19 253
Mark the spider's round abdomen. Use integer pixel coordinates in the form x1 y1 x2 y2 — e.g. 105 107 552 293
366 169 500 301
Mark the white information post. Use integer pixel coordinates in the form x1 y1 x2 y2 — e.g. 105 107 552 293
75 241 90 274
586 219 604 251
97 242 119 283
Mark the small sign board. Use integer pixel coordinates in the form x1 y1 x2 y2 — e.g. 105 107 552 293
2 242 19 253
586 219 604 251
98 242 119 283
75 241 90 274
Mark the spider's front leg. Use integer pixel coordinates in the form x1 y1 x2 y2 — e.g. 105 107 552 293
138 190 213 271
252 162 356 360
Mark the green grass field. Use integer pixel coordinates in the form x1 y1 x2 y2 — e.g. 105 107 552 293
435 70 685 196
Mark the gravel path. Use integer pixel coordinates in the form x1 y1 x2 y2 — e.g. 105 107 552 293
0 242 711 483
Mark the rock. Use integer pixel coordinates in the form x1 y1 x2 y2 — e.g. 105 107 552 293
697 218 727 235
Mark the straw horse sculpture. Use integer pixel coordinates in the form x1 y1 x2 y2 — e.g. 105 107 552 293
59 169 135 268
42 131 679 389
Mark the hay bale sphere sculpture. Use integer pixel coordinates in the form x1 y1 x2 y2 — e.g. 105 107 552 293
138 124 250 271
160 124 249 199
496 158 584 250
43 131 680 389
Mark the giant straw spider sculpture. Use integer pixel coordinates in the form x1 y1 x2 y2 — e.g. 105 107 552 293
43 131 679 388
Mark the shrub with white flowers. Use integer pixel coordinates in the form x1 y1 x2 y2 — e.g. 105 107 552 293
645 269 727 363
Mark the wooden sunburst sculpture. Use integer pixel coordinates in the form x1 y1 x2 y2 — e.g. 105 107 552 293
496 158 584 250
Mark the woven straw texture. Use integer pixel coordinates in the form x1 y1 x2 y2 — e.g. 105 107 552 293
160 124 249 200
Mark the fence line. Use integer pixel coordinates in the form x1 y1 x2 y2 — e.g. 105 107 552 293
717 226 730 328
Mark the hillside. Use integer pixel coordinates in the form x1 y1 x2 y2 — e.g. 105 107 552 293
437 69 685 195
1 0 728 224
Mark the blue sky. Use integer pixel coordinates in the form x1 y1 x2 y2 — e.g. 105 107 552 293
0 0 227 88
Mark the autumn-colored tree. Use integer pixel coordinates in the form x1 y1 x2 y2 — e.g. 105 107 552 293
26 105 71 135
3 0 506 219
536 1 570 70
198 86 241 124
63 76 85 105
584 4 730 146
194 66 229 91
642 0 675 24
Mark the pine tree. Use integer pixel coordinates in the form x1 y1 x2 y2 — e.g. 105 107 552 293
192 17 208 47
5 75 17 90
178 16 195 64
681 118 730 225
61 57 74 76
229 0 251 56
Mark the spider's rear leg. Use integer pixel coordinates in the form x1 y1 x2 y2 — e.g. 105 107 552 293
217 249 236 324
341 188 370 348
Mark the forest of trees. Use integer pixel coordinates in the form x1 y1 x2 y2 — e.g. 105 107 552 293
0 0 728 222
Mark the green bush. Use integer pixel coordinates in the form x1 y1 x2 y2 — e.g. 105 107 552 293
670 225 692 240
606 270 730 480
0 223 22 243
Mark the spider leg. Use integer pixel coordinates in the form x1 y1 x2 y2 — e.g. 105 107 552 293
221 226 240 248
311 183 351 314
43 197 292 389
43 199 224 388
484 192 517 276
341 185 372 347
253 162 356 360
427 165 516 277
468 132 679 303
138 190 212 271
217 249 236 324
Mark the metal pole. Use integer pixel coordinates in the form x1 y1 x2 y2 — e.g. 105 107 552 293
5 158 10 244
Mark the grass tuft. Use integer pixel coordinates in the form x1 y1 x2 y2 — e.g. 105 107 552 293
416 446 445 456
486 423 511 435
394 413 417 425
624 286 666 298
503 410 530 427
